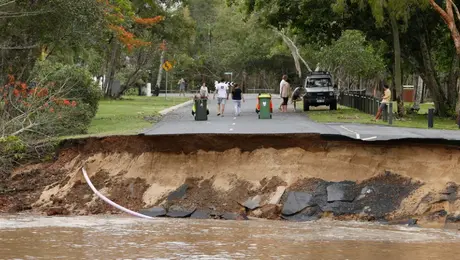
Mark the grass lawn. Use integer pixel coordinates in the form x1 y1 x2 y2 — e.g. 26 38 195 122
301 101 460 130
84 96 189 136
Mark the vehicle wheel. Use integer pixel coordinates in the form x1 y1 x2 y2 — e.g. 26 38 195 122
303 99 310 111
330 101 337 111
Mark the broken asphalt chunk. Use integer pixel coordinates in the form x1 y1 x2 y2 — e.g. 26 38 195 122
139 207 166 217
167 184 188 201
327 182 356 202
243 195 262 210
166 206 196 218
281 191 315 216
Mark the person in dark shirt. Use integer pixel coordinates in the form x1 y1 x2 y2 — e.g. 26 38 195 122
231 84 245 116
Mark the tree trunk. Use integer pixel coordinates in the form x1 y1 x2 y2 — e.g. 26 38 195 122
456 77 460 116
155 47 166 91
448 54 459 114
429 0 460 56
419 34 452 116
104 40 120 97
390 14 404 117
412 75 423 111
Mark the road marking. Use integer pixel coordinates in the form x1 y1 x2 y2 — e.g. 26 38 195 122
229 128 234 131
362 136 377 141
340 125 360 139
232 123 236 125
233 117 236 120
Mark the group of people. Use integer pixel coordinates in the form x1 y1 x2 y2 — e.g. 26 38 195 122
195 79 245 117
194 75 302 117
192 73 392 121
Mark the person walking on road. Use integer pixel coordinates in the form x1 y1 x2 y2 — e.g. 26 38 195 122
213 79 229 117
178 78 186 97
231 83 245 116
280 76 291 112
374 84 391 121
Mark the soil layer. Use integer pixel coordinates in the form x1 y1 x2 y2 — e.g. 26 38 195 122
1 134 460 228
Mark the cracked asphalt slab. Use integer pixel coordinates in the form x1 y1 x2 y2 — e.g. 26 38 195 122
142 94 460 142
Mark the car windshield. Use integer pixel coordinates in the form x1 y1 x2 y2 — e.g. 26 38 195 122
306 78 332 88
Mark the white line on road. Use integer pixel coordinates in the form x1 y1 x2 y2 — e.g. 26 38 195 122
229 128 234 131
232 123 236 125
362 136 378 141
340 125 360 139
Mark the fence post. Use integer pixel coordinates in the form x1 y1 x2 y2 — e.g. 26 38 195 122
428 108 434 128
370 98 374 115
372 98 376 116
358 95 361 111
364 96 367 114
389 103 393 125
371 97 374 115
366 97 371 114
383 102 388 122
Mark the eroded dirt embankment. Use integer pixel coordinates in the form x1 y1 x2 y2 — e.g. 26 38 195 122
1 134 460 227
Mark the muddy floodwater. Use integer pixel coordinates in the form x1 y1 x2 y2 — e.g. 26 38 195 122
1 215 460 259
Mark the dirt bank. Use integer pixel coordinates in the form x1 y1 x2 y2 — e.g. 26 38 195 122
1 134 460 228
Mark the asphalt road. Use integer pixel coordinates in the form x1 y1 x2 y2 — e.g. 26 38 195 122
142 94 460 142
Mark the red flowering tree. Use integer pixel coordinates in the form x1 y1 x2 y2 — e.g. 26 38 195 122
98 0 164 97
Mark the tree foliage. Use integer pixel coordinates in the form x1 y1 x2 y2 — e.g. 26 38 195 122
319 30 386 83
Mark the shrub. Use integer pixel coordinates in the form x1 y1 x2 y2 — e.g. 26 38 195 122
31 61 102 118
1 61 102 138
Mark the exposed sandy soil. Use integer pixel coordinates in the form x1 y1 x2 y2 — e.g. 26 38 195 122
1 134 460 227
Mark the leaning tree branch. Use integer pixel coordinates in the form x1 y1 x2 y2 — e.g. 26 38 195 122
429 0 452 25
0 44 39 50
450 0 460 22
271 26 313 78
0 0 15 8
0 10 52 18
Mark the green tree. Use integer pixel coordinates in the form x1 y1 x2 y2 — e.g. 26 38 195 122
319 30 386 87
334 0 429 117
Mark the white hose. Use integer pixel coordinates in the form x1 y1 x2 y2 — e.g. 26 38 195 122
81 167 153 219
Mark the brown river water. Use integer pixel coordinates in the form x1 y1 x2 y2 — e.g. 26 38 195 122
1 215 460 260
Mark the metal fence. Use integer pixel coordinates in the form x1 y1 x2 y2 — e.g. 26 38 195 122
339 92 393 124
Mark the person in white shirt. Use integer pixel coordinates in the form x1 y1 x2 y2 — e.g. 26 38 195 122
279 75 288 111
213 79 229 117
199 82 209 99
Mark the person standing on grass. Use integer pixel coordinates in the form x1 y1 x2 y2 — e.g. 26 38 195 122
213 79 229 117
231 83 245 116
279 75 288 111
280 77 291 112
178 78 186 97
374 84 391 121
